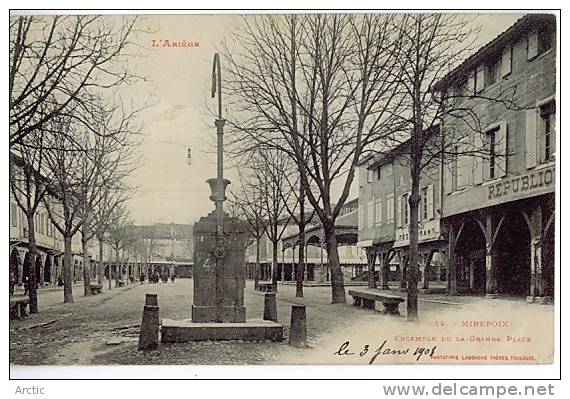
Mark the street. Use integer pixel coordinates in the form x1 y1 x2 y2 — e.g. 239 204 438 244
9 278 553 366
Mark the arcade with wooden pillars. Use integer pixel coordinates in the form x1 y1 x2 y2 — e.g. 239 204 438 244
444 194 554 301
365 241 447 291
281 224 359 284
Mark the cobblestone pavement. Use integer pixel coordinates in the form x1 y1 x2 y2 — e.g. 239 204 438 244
10 279 552 366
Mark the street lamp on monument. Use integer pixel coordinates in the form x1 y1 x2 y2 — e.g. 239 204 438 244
208 53 230 323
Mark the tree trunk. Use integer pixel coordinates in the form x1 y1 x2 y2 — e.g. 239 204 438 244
407 164 421 322
115 245 120 287
254 236 260 288
82 237 91 296
26 214 39 313
271 239 278 287
98 237 104 286
324 223 346 304
296 230 306 298
63 234 74 303
296 185 305 298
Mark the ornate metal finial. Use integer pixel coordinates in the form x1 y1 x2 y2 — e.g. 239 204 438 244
212 53 222 119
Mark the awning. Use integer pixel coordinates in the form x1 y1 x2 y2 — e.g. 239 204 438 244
356 239 373 247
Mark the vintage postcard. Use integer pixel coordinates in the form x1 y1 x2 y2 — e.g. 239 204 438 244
9 10 558 373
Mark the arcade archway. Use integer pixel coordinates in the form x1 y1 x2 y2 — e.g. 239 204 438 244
454 220 486 294
495 212 531 296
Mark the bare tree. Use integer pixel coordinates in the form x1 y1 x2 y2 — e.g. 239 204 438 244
228 178 268 289
9 129 52 313
76 105 141 296
9 15 140 147
106 205 133 288
224 14 404 303
386 14 524 321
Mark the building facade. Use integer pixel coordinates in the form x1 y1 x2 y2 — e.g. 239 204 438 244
439 14 556 301
357 14 556 301
246 199 367 283
358 131 447 291
9 169 97 289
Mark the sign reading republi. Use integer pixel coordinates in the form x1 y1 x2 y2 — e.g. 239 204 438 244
487 166 554 200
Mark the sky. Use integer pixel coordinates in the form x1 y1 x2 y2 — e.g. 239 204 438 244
121 12 524 225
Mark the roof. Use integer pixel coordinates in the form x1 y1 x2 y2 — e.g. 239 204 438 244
135 223 193 239
434 13 556 91
359 125 440 170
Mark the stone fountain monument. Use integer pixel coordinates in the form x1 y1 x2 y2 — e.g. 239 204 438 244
160 54 283 343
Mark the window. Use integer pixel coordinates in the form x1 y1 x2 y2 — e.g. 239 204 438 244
486 59 498 86
358 204 364 228
11 202 18 227
540 101 556 162
538 30 552 55
402 194 409 226
367 169 373 183
528 30 552 60
374 198 382 225
500 44 512 77
386 194 394 224
488 128 498 179
475 65 485 93
451 147 458 189
422 187 429 221
375 166 381 181
367 201 374 227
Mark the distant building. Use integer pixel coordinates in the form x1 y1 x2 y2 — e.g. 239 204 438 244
357 128 445 290
10 156 96 288
245 198 367 284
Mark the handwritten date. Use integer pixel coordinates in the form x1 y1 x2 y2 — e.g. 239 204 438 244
334 340 437 364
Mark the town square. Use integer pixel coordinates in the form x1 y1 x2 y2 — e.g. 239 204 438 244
9 11 557 370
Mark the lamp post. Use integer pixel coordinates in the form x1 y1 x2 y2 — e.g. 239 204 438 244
210 53 228 323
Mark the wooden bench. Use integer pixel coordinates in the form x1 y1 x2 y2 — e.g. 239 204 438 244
90 283 103 295
256 282 275 293
348 290 405 315
10 297 29 320
117 280 125 287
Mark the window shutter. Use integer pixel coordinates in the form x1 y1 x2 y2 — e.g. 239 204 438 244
501 45 512 77
427 184 434 220
406 191 412 225
528 32 538 60
457 154 469 188
496 121 508 177
396 194 402 226
467 71 475 95
444 160 453 194
525 109 538 168
475 65 485 93
473 133 484 184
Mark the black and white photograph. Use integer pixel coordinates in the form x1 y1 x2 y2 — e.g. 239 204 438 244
7 8 560 382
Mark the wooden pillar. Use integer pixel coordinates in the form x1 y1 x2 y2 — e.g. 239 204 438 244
379 250 393 290
366 248 377 289
447 222 464 295
292 245 296 281
38 254 44 285
478 213 504 296
422 251 432 290
399 252 408 291
17 250 24 285
523 206 545 299
281 248 285 282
